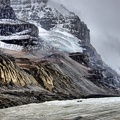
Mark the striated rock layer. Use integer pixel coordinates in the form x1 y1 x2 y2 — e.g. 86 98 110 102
0 0 39 50
0 54 39 86
11 0 90 44
0 51 119 108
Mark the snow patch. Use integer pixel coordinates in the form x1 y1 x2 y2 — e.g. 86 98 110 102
0 41 22 51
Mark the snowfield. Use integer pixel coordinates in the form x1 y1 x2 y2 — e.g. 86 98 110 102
0 97 120 120
38 26 83 53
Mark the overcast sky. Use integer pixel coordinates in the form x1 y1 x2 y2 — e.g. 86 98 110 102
55 0 120 72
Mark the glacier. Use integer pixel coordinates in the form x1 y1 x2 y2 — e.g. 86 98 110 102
38 26 83 53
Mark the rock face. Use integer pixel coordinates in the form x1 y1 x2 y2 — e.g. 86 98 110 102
0 2 16 19
0 0 10 7
69 52 89 67
0 54 38 86
62 14 90 44
0 0 39 50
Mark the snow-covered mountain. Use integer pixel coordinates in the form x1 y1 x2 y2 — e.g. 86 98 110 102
0 0 120 109
11 0 90 52
10 0 120 90
0 0 119 94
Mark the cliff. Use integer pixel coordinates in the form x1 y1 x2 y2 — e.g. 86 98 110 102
0 0 39 50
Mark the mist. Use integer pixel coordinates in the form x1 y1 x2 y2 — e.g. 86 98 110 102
51 0 120 72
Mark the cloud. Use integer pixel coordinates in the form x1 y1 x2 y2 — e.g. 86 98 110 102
55 0 120 72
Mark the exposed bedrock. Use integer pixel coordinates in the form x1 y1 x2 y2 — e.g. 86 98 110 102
0 54 38 86
0 52 118 108
0 0 119 109
0 0 39 49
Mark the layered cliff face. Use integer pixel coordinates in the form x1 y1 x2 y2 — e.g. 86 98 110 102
0 0 39 50
0 54 40 87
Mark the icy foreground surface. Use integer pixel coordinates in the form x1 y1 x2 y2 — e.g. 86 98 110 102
0 97 120 120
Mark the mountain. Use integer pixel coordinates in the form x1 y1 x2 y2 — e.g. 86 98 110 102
0 0 119 108
11 0 120 89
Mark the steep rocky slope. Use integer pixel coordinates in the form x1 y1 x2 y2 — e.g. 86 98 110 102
0 0 39 50
0 51 119 108
11 0 120 91
11 0 90 44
